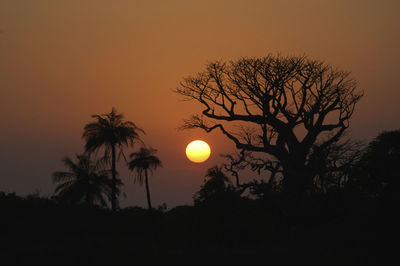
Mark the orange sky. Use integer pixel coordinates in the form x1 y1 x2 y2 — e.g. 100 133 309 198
0 0 399 207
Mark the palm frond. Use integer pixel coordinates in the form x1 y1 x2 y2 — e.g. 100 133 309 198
54 180 74 193
83 108 144 157
128 147 162 185
52 171 74 182
52 154 116 207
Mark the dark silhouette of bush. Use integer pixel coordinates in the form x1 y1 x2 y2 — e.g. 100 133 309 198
349 130 400 201
193 165 241 206
0 188 394 266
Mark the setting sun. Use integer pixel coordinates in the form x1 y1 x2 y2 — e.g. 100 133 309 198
185 140 211 163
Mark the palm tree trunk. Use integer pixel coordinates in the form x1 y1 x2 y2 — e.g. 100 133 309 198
144 169 152 210
111 144 117 211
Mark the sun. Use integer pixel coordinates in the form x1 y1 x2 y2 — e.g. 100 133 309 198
185 140 211 163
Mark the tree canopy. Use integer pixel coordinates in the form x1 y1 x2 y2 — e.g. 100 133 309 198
52 154 117 207
193 166 234 205
351 130 400 198
176 55 363 196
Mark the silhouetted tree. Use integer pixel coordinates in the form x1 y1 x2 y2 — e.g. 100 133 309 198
194 166 235 205
176 54 363 198
52 154 117 207
128 147 162 210
350 130 400 199
308 138 364 193
83 107 144 211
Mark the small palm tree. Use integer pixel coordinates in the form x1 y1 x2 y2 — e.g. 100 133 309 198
82 107 144 211
52 154 118 207
128 147 162 210
194 165 232 205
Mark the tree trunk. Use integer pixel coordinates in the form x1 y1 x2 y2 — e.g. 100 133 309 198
281 172 303 220
111 145 117 211
281 156 311 199
283 169 309 198
144 169 152 210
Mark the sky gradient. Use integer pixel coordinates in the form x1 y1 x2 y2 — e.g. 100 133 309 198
1 0 399 207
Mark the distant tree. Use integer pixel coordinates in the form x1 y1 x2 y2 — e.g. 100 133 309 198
308 138 364 193
350 130 400 199
128 147 162 210
52 154 117 207
176 54 363 198
83 107 144 211
194 166 235 205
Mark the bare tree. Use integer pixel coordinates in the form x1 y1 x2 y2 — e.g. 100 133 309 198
175 54 363 198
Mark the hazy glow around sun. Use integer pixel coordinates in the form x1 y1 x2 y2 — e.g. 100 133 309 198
185 140 211 163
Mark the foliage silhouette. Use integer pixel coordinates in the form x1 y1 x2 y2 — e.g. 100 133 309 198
52 154 119 207
350 129 400 200
194 165 239 206
176 54 363 198
2 133 396 266
82 107 144 211
5 108 398 265
308 138 364 194
128 147 162 210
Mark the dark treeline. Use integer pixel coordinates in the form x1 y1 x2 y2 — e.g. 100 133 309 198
1 129 397 265
1 55 398 265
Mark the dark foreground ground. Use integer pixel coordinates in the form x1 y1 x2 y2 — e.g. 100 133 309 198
0 192 396 266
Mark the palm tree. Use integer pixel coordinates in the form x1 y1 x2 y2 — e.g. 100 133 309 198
82 107 144 211
128 147 162 210
193 165 232 205
52 154 118 207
